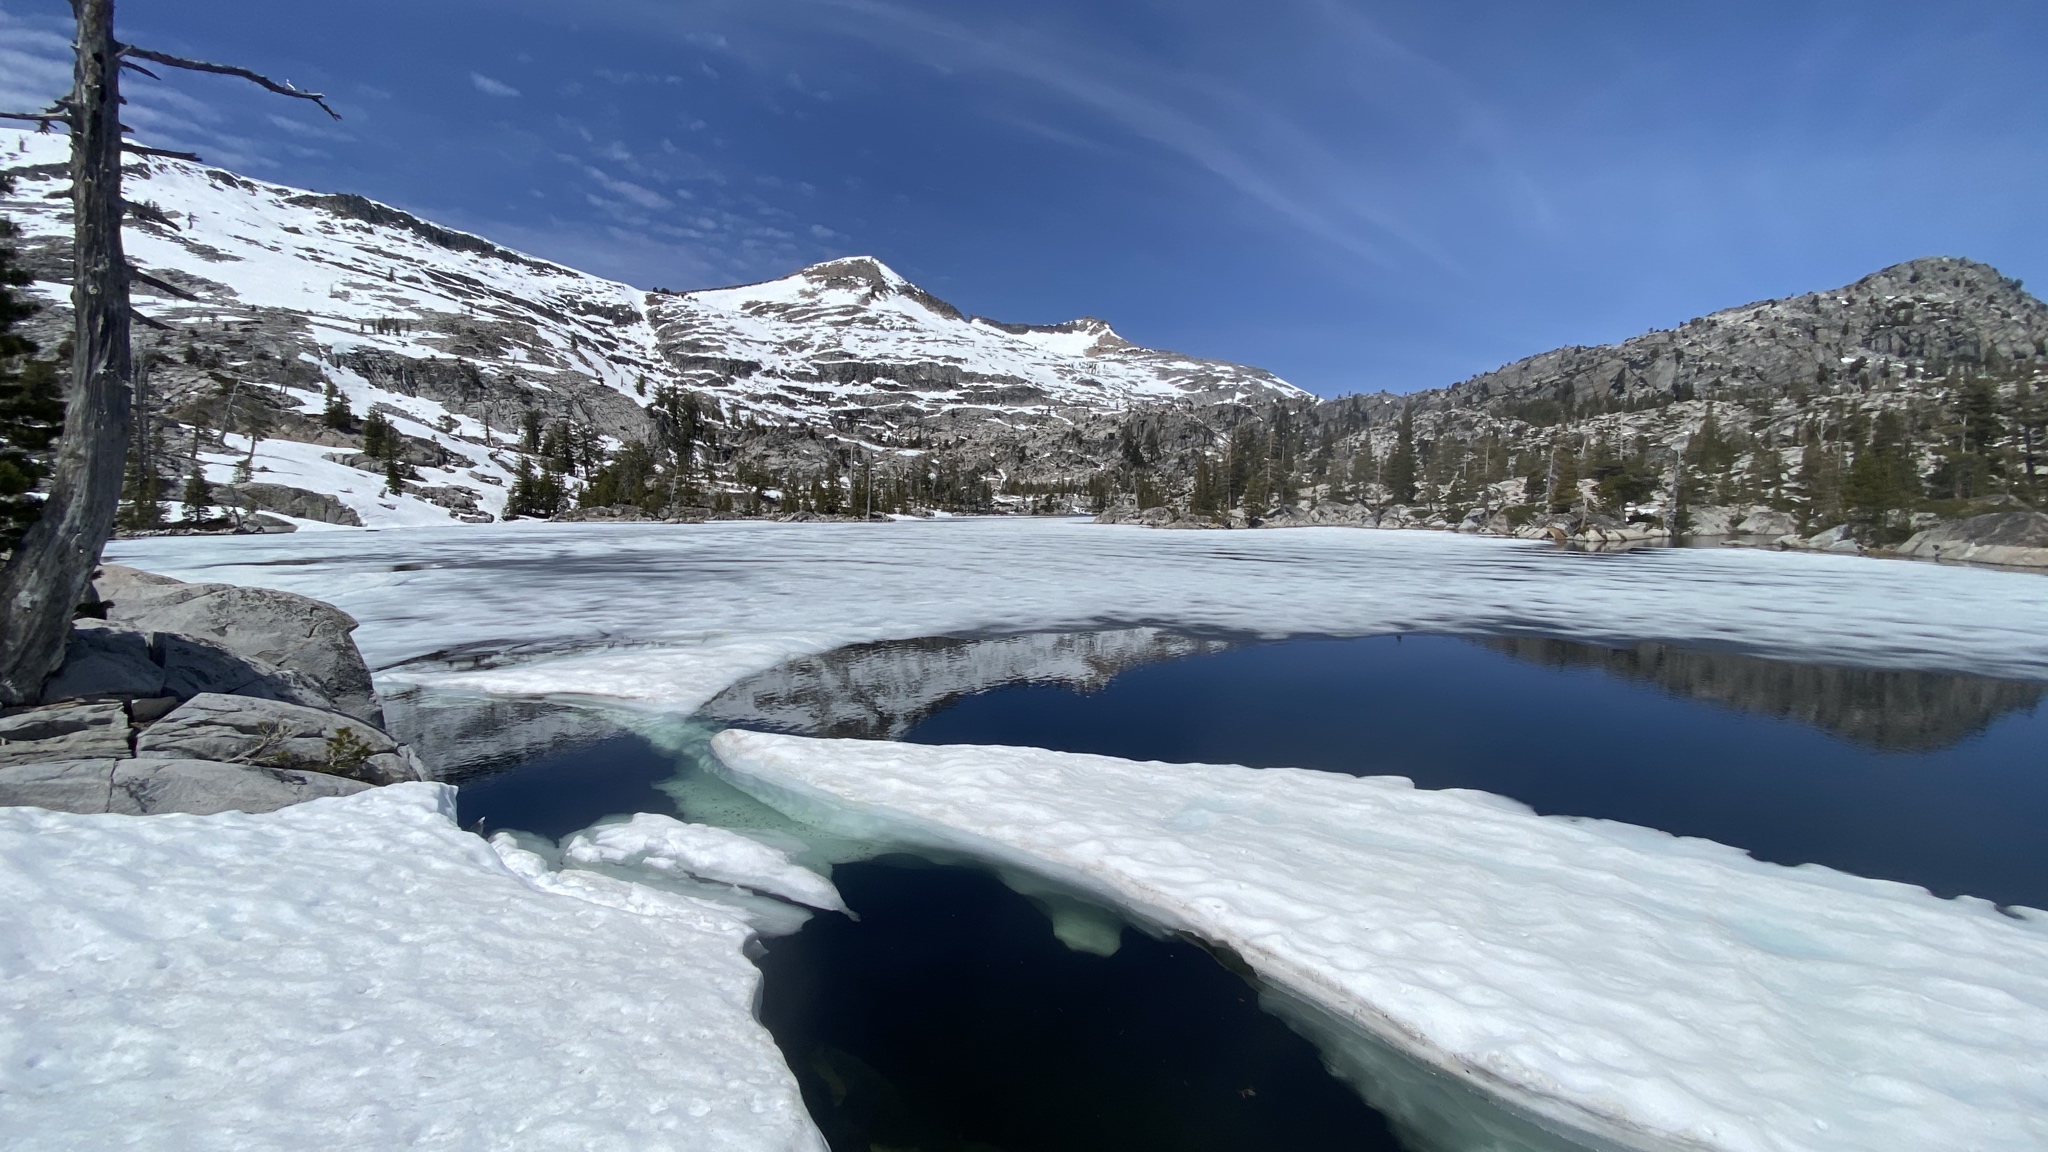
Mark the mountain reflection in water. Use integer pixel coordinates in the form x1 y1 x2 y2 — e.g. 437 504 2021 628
1481 636 2044 752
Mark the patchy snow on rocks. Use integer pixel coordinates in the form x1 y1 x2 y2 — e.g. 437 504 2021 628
710 729 2048 1152
0 784 825 1152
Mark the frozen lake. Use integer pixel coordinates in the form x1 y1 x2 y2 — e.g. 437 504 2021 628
105 519 2048 1152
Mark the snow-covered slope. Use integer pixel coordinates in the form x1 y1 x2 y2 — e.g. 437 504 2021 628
0 129 1302 527
651 256 1306 417
711 729 2048 1152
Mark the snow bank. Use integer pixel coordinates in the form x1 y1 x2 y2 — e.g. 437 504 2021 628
0 784 824 1152
108 519 2048 709
709 729 2048 1152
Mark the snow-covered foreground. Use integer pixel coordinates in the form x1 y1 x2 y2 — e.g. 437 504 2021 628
711 729 2048 1152
109 518 2048 714
0 785 825 1152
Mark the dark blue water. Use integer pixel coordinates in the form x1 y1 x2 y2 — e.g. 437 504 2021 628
906 634 2048 910
757 859 1399 1152
454 733 681 839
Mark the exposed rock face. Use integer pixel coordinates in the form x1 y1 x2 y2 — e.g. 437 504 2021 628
0 758 368 815
1737 510 1800 537
136 694 418 786
1436 256 2047 412
94 565 382 724
217 482 364 527
4 566 421 817
40 618 335 712
0 702 132 768
1483 636 2044 751
38 621 164 703
1897 511 2048 568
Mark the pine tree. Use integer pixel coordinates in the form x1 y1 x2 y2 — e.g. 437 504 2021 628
1844 410 1917 525
1548 439 1580 513
1384 407 1419 504
1348 436 1376 500
321 382 354 431
180 467 212 522
0 188 63 552
1190 455 1218 515
361 409 396 459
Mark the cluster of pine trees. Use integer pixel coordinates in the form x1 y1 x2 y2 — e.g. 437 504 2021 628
0 180 65 552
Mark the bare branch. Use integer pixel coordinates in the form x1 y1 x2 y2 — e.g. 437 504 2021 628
121 142 203 162
0 111 65 124
128 265 199 301
119 58 162 81
131 306 173 332
119 45 342 120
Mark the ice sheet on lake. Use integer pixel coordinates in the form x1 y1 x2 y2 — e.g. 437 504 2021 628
0 785 826 1152
561 812 846 912
710 729 2048 1152
107 519 2048 717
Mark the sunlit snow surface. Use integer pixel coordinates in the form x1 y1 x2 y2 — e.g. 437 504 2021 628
109 518 2048 697
87 519 2048 1150
0 785 826 1152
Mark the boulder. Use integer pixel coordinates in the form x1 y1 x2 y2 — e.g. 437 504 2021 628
94 565 381 724
135 693 418 785
1737 509 1800 537
217 482 363 526
1302 502 1375 527
1897 511 2048 568
0 702 131 768
1802 525 1864 553
0 757 369 815
111 757 372 814
38 620 164 703
0 759 121 813
152 631 335 710
1686 506 1745 536
39 620 334 712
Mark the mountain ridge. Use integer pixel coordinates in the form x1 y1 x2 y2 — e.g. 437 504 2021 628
2 126 2042 536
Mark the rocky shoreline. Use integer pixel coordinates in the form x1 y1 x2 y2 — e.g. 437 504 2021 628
1096 502 2048 569
0 565 427 816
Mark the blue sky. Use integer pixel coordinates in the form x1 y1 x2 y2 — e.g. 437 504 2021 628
3 1 2044 396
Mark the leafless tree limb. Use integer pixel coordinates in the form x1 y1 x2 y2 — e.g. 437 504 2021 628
128 265 198 300
119 45 341 120
120 142 202 161
0 111 65 124
118 58 160 80
130 306 172 331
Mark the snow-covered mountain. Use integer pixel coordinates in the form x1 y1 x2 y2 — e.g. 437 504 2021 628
652 256 1300 418
0 129 1303 528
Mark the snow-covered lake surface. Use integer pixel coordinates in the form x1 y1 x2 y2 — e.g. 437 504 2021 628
66 519 2048 1150
109 517 2048 700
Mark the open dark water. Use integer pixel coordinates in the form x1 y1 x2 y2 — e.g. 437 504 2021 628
757 859 1399 1152
905 634 2048 910
426 628 2048 1152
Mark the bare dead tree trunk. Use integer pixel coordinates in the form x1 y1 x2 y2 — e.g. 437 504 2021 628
0 0 131 705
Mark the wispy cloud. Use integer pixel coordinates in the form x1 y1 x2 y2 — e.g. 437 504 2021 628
553 0 1480 271
583 164 673 210
470 72 521 98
